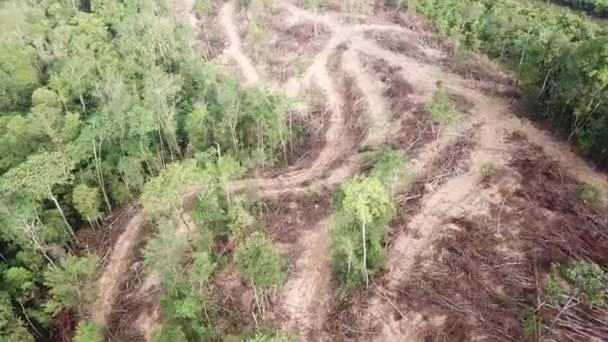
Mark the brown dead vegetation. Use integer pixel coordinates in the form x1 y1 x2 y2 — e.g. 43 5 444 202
210 266 285 337
364 30 433 63
358 52 415 118
322 48 371 174
257 191 332 246
266 21 331 82
388 140 606 342
283 107 329 170
238 6 331 82
75 207 137 260
192 0 227 60
106 235 151 341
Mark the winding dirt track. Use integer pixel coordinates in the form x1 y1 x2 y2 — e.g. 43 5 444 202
93 0 608 339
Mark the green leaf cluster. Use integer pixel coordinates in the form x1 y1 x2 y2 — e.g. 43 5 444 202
545 260 608 306
43 255 99 315
235 232 286 290
425 83 461 126
331 176 394 292
73 320 103 342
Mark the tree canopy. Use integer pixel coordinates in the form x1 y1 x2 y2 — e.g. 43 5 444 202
415 0 608 167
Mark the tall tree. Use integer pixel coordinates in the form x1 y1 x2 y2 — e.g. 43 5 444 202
331 176 394 289
1 152 75 238
43 255 99 315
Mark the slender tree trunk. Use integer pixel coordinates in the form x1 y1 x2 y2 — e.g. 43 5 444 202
175 205 193 232
140 140 154 177
230 117 239 154
79 94 86 113
201 20 212 60
253 284 264 320
362 217 368 287
538 67 553 101
568 92 605 142
24 221 57 269
48 190 75 239
18 300 41 337
93 139 112 213
512 45 527 103
289 109 294 158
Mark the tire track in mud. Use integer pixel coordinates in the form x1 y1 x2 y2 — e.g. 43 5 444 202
342 48 391 146
219 0 260 86
92 209 145 327
281 217 333 336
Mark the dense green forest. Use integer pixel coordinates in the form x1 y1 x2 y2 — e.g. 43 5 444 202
547 0 608 17
1 0 607 340
0 0 291 340
415 0 608 168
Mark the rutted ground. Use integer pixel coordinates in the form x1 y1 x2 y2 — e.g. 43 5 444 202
93 0 608 340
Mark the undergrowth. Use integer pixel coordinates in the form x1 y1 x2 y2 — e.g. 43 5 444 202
330 148 406 297
144 152 286 340
425 82 461 126
480 162 496 178
577 183 603 208
545 260 608 306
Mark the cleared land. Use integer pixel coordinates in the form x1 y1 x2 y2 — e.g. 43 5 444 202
94 0 608 340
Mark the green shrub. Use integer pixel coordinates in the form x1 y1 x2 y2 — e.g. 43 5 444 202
523 311 544 336
154 324 188 342
425 83 461 126
74 320 103 342
72 184 102 222
563 260 607 306
194 0 210 17
577 183 603 207
371 148 410 195
544 274 566 301
480 162 496 178
331 176 394 292
235 232 285 290
43 255 99 315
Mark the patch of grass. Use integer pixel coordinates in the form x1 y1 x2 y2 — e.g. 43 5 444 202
544 274 566 301
194 0 209 17
480 162 496 178
371 147 410 195
523 311 544 337
425 82 461 126
545 261 608 307
384 0 407 10
564 260 608 306
577 183 603 207
305 0 323 11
